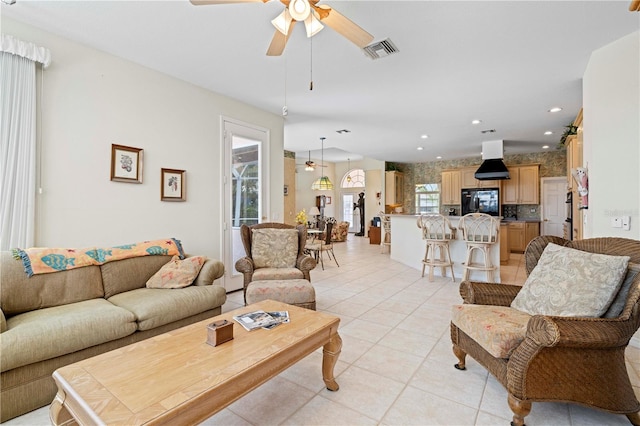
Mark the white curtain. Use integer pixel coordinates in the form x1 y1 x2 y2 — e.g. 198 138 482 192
0 35 50 250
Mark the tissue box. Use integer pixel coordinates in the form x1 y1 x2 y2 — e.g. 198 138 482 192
206 319 234 347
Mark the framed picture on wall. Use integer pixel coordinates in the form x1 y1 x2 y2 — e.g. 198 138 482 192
326 196 332 205
161 168 186 201
110 144 143 183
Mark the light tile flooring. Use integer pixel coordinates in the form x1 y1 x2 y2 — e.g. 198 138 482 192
9 236 640 426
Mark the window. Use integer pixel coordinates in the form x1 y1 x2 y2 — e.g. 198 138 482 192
341 168 365 188
415 183 440 214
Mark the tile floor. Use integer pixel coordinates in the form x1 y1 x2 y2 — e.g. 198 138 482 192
8 236 640 426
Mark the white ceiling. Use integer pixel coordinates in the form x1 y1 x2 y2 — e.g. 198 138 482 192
3 1 639 164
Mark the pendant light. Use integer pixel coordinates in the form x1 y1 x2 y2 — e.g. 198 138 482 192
346 158 352 183
311 137 333 190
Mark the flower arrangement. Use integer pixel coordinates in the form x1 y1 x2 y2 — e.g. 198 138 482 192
295 209 307 225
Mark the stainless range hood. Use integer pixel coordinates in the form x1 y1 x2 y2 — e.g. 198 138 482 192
475 140 510 180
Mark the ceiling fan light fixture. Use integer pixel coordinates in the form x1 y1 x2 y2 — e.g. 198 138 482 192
271 8 293 35
304 13 324 37
289 0 311 21
311 176 334 190
305 164 315 171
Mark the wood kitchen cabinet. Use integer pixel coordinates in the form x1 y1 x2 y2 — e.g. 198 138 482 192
441 170 461 205
502 165 539 205
461 167 500 188
500 223 510 264
508 221 540 252
385 171 404 205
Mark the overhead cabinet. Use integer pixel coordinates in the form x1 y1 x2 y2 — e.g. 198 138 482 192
461 167 500 189
441 170 461 205
502 165 539 205
385 171 404 205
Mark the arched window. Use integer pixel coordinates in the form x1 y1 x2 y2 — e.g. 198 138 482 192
341 169 365 188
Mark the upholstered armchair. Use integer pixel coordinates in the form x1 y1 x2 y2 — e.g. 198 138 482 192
235 223 316 304
331 221 350 242
450 236 640 426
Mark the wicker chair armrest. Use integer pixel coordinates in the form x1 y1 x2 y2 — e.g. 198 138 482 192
0 308 6 333
525 314 637 348
297 254 317 272
234 256 254 274
459 281 522 306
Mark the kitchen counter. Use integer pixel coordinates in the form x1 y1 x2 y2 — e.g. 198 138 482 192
389 214 501 282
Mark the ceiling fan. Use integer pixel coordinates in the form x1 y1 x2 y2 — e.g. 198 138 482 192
190 0 374 56
296 150 326 171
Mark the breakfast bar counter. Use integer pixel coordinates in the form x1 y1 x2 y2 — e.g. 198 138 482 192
389 214 501 282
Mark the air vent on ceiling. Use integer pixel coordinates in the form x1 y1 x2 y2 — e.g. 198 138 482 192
363 38 398 60
481 129 497 134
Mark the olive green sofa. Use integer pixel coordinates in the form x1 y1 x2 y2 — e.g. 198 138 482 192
0 252 226 422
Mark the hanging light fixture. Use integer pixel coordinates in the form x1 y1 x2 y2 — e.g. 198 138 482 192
305 150 314 171
346 158 352 183
288 0 311 21
311 137 334 190
271 7 293 35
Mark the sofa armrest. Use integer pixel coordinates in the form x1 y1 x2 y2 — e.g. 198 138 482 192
0 308 6 333
524 314 636 349
459 281 521 306
193 258 225 286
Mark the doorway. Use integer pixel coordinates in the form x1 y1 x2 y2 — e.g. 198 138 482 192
341 192 360 233
541 177 567 237
222 118 269 292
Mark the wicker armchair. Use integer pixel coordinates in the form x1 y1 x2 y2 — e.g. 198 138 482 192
234 223 316 304
451 236 640 426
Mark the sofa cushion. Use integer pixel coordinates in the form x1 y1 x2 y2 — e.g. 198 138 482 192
108 285 227 331
511 243 629 317
101 255 173 298
252 267 304 281
146 255 206 289
251 229 298 268
0 299 136 372
451 304 531 359
0 251 104 316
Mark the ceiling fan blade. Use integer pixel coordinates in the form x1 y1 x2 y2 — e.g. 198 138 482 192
315 5 373 48
190 0 267 5
266 20 297 56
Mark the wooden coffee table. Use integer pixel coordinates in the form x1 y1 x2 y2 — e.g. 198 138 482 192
50 300 341 425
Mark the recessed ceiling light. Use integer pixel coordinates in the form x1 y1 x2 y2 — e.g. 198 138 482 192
542 145 550 149
544 131 553 135
471 119 482 125
421 134 429 139
436 156 442 159
417 147 424 151
548 107 562 113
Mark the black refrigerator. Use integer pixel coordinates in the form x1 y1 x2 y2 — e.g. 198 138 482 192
461 188 500 216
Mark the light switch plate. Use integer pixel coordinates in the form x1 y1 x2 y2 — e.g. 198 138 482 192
611 217 622 228
622 216 630 231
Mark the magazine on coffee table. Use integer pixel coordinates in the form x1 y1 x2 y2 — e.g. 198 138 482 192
262 311 290 329
233 310 279 331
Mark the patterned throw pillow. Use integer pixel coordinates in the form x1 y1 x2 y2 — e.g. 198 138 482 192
603 262 640 318
251 228 298 269
146 255 206 289
511 243 629 317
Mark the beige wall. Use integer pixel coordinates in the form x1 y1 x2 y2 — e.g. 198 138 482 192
4 18 285 259
583 31 640 239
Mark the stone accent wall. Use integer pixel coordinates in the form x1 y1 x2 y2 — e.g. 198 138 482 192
398 149 567 214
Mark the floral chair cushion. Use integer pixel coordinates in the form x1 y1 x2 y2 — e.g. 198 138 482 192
451 304 531 359
331 221 349 242
511 243 629 317
251 228 298 269
246 279 315 306
253 268 304 281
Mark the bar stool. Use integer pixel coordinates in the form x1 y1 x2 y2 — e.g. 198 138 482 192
379 211 392 253
417 214 457 282
458 213 500 282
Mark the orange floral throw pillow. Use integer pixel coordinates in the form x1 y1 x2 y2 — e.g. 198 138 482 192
146 255 206 289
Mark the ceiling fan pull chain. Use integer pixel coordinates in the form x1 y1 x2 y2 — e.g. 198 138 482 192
309 35 313 91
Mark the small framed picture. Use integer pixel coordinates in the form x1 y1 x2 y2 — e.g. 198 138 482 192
284 185 289 196
161 168 186 201
326 196 332 205
111 144 143 183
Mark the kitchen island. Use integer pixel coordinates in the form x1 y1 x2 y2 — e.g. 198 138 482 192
389 214 501 282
